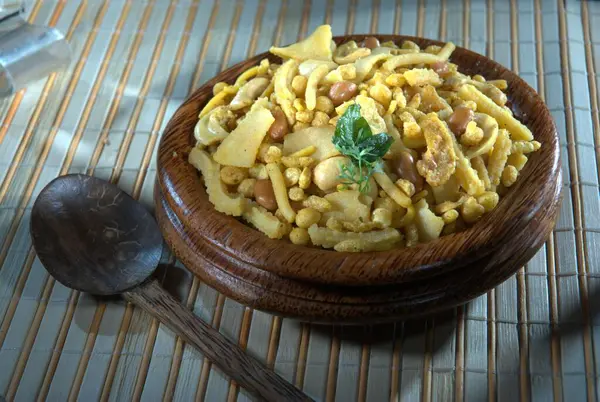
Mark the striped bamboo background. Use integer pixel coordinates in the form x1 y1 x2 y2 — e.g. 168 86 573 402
0 0 598 401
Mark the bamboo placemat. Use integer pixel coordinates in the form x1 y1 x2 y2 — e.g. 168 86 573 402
0 0 598 401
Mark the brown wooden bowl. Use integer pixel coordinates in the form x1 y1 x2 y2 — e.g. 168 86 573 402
156 35 562 290
154 180 560 323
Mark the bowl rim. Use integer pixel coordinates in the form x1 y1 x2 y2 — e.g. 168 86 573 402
155 183 558 323
156 34 562 286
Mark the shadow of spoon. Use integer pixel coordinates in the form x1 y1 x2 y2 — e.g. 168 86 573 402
30 174 312 402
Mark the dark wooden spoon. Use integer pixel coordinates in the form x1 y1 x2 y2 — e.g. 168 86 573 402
30 174 312 402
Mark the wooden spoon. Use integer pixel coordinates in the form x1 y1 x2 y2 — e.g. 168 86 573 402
30 174 312 402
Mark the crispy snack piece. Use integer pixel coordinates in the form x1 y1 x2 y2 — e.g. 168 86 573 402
416 113 457 186
403 69 442 87
194 106 234 146
243 203 289 239
488 128 512 186
266 163 297 223
270 24 333 61
306 64 331 110
229 77 270 110
449 131 485 196
414 198 444 242
198 84 238 119
458 84 533 141
188 147 246 216
373 172 412 208
274 59 299 103
308 225 402 251
212 102 274 167
382 53 443 72
298 59 338 76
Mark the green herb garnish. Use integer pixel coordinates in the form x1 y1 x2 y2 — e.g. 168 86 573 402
332 104 394 193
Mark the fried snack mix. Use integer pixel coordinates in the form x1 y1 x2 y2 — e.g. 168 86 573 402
189 25 541 252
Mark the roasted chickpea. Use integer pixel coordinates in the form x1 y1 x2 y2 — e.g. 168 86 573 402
288 186 306 201
284 167 301 187
237 178 256 198
315 96 334 114
220 166 247 185
291 75 308 97
296 207 321 229
289 227 310 245
254 179 277 211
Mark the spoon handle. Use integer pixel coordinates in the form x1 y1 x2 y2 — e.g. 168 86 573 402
123 279 313 402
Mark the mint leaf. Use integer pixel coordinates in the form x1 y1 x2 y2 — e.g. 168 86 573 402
333 104 361 149
354 117 372 143
358 133 394 163
331 104 394 194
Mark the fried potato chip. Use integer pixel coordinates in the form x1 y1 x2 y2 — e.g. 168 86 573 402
298 59 338 76
471 155 492 190
508 152 528 171
322 190 373 223
230 77 270 110
270 25 333 61
373 172 412 208
213 102 274 167
450 136 485 196
233 61 269 87
283 126 340 162
353 53 393 81
334 41 372 64
355 95 387 134
419 85 452 113
430 174 461 204
436 42 456 60
383 115 414 158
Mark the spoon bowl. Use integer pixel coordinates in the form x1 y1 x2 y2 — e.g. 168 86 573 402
30 174 312 402
31 174 162 295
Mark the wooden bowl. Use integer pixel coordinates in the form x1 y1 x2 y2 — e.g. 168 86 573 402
156 35 561 293
154 181 559 323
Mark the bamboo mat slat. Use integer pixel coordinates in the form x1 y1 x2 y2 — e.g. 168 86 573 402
0 0 599 401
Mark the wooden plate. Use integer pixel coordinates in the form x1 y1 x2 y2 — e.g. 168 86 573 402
157 34 561 289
